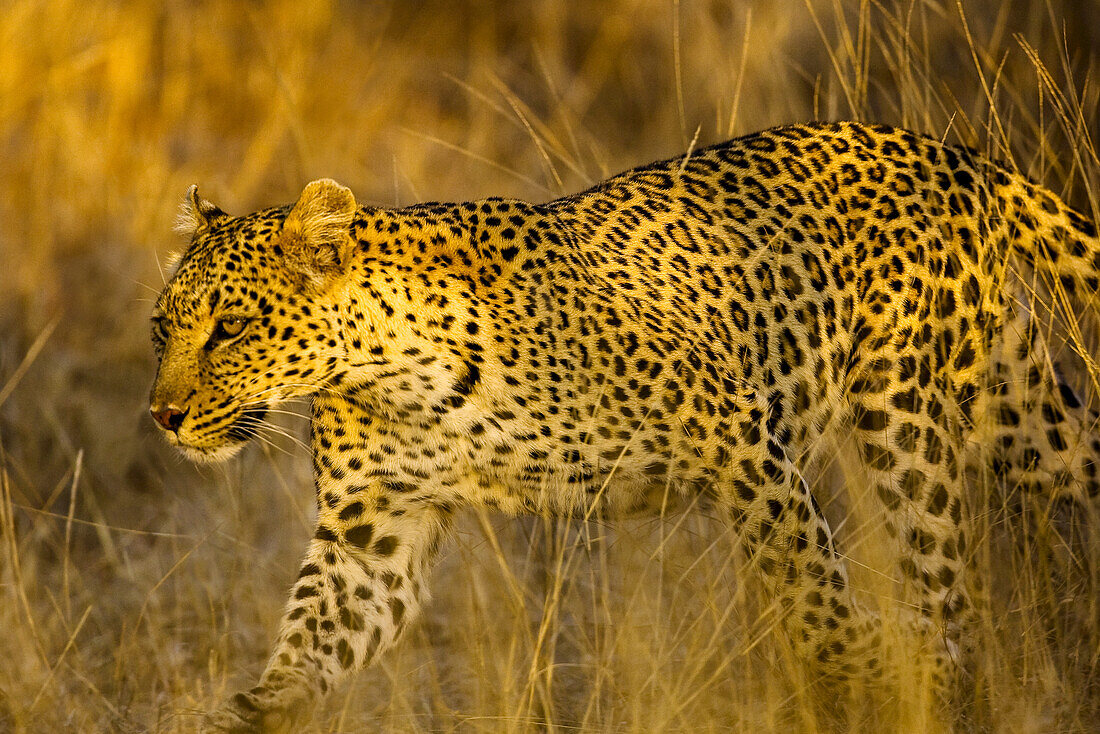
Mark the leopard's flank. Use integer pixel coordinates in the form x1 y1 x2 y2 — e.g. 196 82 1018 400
150 122 1100 731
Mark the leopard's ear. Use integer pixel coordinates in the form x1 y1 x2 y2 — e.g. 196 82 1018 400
281 179 357 279
176 184 229 238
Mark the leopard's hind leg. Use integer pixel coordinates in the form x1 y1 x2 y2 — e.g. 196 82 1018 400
974 313 1100 582
714 383 960 705
845 348 975 690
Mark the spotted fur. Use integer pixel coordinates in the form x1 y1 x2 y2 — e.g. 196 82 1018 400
149 122 1100 731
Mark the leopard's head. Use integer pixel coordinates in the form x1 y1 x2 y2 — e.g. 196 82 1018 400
150 180 358 462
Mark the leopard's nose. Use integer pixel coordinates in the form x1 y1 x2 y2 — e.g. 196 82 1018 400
150 405 188 433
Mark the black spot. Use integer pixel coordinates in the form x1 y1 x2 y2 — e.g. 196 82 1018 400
926 484 949 516
339 502 364 522
1047 428 1067 451
345 524 374 549
891 388 922 413
908 528 936 554
340 607 365 631
374 536 399 556
853 405 888 431
336 638 355 669
389 597 406 625
899 469 924 499
861 442 896 471
1058 382 1081 409
733 479 756 504
454 362 481 396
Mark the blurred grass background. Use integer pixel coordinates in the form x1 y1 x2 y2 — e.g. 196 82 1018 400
1 0 1099 731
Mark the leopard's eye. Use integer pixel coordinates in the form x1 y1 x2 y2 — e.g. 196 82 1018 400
210 316 249 345
151 316 168 352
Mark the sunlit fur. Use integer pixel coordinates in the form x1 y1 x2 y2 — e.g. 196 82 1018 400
150 123 1100 733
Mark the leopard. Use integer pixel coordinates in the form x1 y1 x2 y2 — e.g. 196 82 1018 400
149 121 1100 732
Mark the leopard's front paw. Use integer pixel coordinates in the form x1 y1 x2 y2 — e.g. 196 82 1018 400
202 686 313 734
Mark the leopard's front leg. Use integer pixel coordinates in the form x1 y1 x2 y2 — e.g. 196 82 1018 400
204 482 452 733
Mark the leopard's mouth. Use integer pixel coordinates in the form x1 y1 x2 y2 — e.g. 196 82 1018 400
162 406 270 464
227 406 270 442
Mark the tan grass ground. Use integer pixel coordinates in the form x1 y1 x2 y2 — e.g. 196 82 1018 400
1 1 1098 731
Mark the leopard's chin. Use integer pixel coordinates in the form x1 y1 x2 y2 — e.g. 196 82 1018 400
177 441 248 464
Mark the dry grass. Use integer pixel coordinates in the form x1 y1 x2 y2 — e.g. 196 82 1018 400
1 0 1099 731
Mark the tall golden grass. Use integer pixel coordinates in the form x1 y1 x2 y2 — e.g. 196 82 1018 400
1 0 1098 731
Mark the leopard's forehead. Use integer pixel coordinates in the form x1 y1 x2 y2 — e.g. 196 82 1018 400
156 205 291 320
